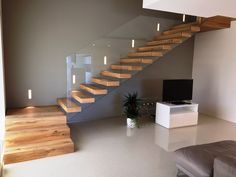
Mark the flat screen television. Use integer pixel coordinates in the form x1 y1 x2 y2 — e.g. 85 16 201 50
162 79 193 103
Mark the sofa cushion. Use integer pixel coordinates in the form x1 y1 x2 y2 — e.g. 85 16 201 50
214 155 236 177
175 141 236 177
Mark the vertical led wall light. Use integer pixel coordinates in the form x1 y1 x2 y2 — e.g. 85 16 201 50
183 14 186 22
28 89 32 100
157 23 160 31
132 39 135 48
72 74 76 84
104 56 107 65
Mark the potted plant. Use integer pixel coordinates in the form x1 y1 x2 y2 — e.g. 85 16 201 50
123 92 141 128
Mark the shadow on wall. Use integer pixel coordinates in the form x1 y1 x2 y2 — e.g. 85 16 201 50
141 79 163 101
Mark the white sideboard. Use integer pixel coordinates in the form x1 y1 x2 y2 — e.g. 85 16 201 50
155 102 198 129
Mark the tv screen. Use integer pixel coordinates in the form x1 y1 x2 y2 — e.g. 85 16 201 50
162 79 193 102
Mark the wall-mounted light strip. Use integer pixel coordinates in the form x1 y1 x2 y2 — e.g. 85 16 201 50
28 89 32 100
72 75 76 84
157 23 160 31
132 39 135 48
183 14 186 22
104 56 107 65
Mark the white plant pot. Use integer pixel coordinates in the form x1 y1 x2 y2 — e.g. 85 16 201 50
127 118 136 128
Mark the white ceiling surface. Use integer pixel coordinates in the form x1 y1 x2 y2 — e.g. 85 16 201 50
143 0 236 18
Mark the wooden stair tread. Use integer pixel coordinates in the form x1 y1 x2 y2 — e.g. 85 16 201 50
7 106 64 117
137 45 171 52
6 124 69 135
199 16 232 32
57 98 81 113
163 26 200 35
111 64 142 71
4 138 74 164
101 70 132 79
5 138 73 153
71 90 95 103
172 22 199 29
120 58 153 64
155 32 192 40
147 38 183 46
5 115 67 131
128 51 163 57
5 125 70 148
80 84 108 95
92 77 120 87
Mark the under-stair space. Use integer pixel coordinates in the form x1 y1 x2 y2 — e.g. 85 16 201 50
4 106 74 164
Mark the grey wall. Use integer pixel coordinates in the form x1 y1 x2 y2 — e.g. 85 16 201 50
3 0 184 108
70 38 194 122
2 0 194 122
193 21 236 123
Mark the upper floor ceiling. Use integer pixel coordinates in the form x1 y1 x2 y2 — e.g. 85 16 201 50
143 0 236 18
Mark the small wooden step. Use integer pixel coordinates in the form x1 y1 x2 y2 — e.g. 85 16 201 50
128 51 163 57
111 64 142 71
163 26 200 35
137 45 171 52
57 98 81 113
7 106 64 118
5 125 70 148
147 38 183 46
4 138 74 164
120 58 153 64
172 22 199 29
71 90 95 104
92 77 120 87
80 84 108 95
5 115 66 131
155 32 192 40
101 70 132 79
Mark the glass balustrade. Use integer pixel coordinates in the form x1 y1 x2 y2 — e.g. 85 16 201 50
65 14 182 118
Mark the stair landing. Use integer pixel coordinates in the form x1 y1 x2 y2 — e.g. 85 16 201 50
4 106 74 164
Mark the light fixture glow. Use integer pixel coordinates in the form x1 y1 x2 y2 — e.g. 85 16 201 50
28 89 32 100
132 39 135 48
72 75 76 84
104 56 107 65
183 14 186 22
157 23 160 31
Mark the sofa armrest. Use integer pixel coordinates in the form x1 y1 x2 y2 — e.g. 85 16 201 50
214 156 236 177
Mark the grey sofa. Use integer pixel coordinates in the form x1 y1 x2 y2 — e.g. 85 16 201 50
174 140 236 177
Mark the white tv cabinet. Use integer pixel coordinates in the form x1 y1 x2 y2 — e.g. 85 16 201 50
155 102 198 129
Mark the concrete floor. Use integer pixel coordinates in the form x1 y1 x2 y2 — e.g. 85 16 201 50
3 114 236 177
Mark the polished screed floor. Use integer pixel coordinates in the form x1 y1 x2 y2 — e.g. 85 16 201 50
3 114 236 177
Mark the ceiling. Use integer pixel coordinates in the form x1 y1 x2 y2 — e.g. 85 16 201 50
143 0 236 18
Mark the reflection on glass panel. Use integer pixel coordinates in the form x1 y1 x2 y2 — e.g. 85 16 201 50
67 54 93 98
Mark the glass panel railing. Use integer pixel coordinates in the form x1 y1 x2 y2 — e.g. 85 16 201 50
65 14 182 118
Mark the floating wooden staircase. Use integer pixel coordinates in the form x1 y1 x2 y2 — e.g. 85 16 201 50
4 106 74 164
57 17 233 115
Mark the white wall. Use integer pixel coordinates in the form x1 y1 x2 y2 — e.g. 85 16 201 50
193 21 236 123
143 0 236 18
